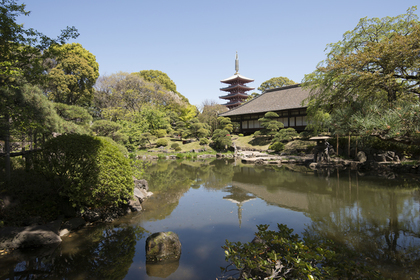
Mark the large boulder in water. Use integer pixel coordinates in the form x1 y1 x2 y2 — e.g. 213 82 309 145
145 232 181 263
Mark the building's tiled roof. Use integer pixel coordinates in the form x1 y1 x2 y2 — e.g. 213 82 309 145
219 84 310 117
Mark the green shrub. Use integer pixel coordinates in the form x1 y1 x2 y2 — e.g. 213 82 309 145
156 129 167 138
155 138 168 147
175 146 182 151
273 128 299 143
269 141 285 152
171 143 180 149
253 131 261 137
211 129 232 150
176 153 184 159
36 134 133 209
222 224 383 280
238 134 244 137
199 138 209 145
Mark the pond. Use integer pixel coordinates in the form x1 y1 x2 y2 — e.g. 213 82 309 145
1 159 420 279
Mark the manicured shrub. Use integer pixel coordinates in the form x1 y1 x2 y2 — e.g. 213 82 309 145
199 138 209 145
238 134 244 137
155 138 168 147
156 129 167 138
175 146 182 151
36 134 133 209
269 141 285 152
211 129 232 150
171 143 180 149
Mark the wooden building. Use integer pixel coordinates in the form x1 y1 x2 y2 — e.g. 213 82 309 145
219 53 255 109
219 83 310 134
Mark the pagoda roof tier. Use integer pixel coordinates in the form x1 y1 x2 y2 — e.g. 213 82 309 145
224 100 242 107
220 84 255 92
219 92 248 100
221 73 254 84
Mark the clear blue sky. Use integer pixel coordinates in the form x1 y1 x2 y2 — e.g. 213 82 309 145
20 0 419 107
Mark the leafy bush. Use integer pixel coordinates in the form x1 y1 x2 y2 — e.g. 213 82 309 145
199 138 209 145
156 129 167 138
269 141 285 152
273 128 299 143
211 129 232 150
155 138 168 147
36 134 133 209
238 134 244 137
171 143 180 149
222 224 383 280
175 146 182 151
253 131 262 137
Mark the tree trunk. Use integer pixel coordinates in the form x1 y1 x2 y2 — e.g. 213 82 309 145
336 134 339 156
4 113 11 184
348 135 351 158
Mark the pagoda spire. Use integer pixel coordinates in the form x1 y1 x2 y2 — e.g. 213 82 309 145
235 51 239 74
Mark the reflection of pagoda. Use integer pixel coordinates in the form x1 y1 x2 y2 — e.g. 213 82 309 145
219 52 255 110
223 186 256 227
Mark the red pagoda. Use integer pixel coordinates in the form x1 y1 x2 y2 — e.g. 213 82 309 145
219 52 254 110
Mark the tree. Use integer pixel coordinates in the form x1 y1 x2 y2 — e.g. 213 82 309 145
217 116 233 133
198 100 227 133
1 0 78 183
258 76 296 92
94 72 188 119
211 129 232 150
45 43 99 106
302 7 420 143
303 7 419 108
0 0 79 86
136 70 189 103
273 127 299 143
186 118 210 140
257 112 284 137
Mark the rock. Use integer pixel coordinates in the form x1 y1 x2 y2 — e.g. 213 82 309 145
82 209 101 223
128 197 142 212
61 217 86 231
145 232 181 263
134 179 149 191
309 162 318 170
59 228 70 237
0 225 62 249
357 151 367 163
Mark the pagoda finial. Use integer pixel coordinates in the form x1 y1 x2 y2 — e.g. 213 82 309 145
235 51 239 74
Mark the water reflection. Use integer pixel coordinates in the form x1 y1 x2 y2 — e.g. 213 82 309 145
0 223 144 280
223 186 256 227
1 159 420 279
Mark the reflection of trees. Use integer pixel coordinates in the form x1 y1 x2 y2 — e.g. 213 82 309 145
1 224 143 279
305 171 420 277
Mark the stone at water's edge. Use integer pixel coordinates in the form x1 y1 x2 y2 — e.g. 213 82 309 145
145 232 181 263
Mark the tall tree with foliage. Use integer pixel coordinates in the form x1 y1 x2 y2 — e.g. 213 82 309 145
1 0 78 183
198 100 227 133
45 43 99 106
258 76 296 92
0 0 79 86
303 6 420 143
136 70 189 103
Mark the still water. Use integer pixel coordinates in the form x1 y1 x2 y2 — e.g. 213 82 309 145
1 159 420 279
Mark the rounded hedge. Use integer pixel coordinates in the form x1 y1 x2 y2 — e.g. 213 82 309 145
155 138 168 147
38 134 133 209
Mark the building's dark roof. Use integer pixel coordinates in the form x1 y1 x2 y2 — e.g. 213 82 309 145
219 84 310 117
